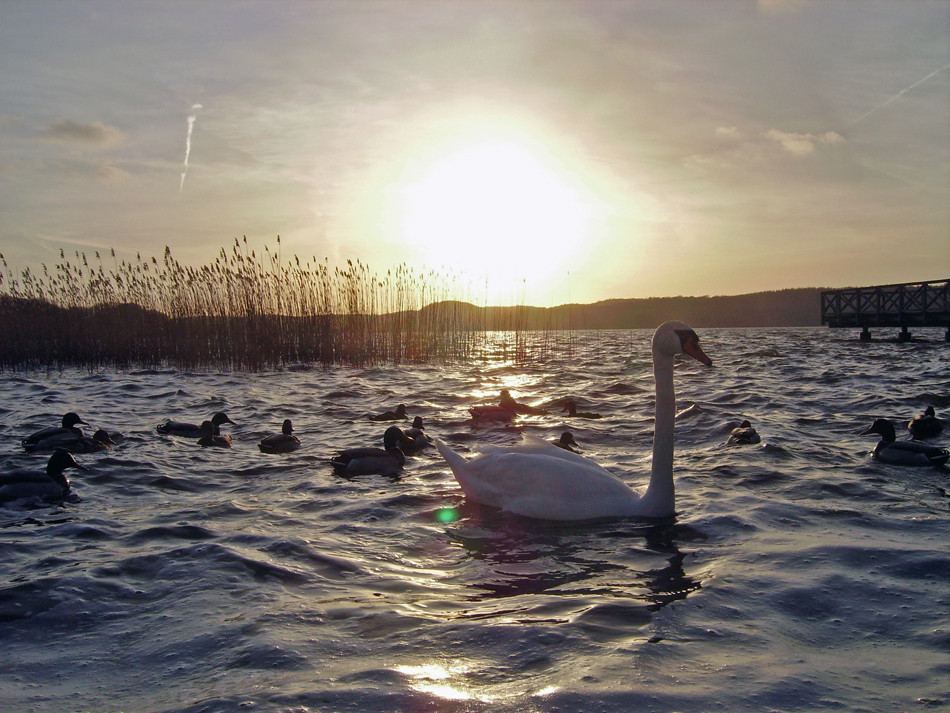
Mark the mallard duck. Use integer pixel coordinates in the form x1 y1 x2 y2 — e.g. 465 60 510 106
908 406 943 440
67 429 117 454
259 419 301 454
400 416 432 453
499 390 546 415
436 322 713 521
861 418 949 467
157 411 234 438
551 431 580 452
369 404 408 421
331 426 406 476
561 399 602 419
21 412 89 452
197 420 233 448
727 420 761 445
0 449 86 503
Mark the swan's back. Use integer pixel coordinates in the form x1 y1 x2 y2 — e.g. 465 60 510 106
435 437 641 521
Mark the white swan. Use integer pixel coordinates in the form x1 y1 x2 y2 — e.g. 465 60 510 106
435 321 712 520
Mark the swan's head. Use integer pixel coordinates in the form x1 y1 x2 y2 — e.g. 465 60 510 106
653 321 712 365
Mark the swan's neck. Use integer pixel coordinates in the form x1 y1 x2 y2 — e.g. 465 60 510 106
642 350 676 514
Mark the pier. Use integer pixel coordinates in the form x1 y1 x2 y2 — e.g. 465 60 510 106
821 279 950 341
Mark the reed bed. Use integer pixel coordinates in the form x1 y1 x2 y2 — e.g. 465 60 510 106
0 238 568 371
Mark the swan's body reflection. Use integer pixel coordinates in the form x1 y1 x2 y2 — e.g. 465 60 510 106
445 509 704 622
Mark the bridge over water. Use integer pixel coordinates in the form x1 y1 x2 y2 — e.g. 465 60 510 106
821 279 950 341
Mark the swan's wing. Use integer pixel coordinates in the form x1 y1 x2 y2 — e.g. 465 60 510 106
437 441 641 520
481 434 597 467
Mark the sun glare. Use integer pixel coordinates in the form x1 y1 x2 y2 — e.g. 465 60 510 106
398 139 594 297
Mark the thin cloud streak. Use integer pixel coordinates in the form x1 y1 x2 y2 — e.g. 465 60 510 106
180 104 202 192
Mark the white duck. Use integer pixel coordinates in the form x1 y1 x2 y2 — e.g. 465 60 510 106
435 321 712 520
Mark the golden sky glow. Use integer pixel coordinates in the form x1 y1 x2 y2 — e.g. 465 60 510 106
1 1 947 306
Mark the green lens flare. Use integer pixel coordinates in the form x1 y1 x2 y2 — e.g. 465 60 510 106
435 507 460 523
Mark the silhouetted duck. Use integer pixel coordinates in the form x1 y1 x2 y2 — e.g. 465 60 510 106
197 421 233 448
908 406 943 440
21 412 89 452
499 390 546 415
331 426 406 476
68 429 117 454
551 431 580 452
561 399 602 419
861 418 949 467
727 420 761 445
369 403 408 421
0 449 86 503
157 412 234 438
259 419 300 454
400 416 432 453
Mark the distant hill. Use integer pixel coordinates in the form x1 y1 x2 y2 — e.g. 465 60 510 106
421 288 823 330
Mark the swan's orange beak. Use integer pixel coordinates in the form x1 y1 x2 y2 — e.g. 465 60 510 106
683 339 712 366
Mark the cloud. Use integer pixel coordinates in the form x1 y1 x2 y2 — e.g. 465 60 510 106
763 129 844 156
37 119 124 146
96 165 130 183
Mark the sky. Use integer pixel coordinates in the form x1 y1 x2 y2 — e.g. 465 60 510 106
1 0 948 307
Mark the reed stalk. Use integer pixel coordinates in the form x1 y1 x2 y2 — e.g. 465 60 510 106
0 240 568 371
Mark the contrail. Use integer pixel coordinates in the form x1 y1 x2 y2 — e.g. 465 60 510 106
179 103 203 192
849 62 950 127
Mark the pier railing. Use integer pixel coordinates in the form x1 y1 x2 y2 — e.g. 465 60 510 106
821 279 950 340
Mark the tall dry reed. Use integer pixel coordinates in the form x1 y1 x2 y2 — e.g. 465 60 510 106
0 239 568 371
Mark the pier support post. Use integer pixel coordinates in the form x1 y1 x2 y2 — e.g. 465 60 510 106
945 328 949 342
898 326 911 342
860 327 871 342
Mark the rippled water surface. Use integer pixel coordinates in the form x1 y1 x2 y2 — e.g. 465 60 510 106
1 328 948 713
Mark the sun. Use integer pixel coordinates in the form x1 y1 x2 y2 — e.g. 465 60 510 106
397 139 595 298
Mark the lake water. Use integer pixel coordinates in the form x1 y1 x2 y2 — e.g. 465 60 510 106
1 327 948 713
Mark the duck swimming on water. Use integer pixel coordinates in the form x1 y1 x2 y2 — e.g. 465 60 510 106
499 390 546 415
551 431 580 453
331 426 406 476
0 449 86 504
908 406 943 440
400 416 432 453
369 404 408 422
197 421 233 448
727 420 761 445
561 399 602 419
259 419 301 454
861 418 949 467
67 429 117 454
21 412 89 452
157 412 234 438
436 321 713 521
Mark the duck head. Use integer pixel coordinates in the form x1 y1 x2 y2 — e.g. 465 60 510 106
211 412 234 427
92 429 116 445
383 426 406 452
47 448 87 491
281 419 294 435
62 412 89 428
860 418 896 443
